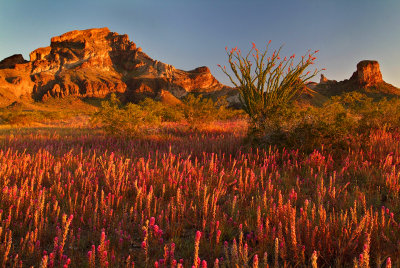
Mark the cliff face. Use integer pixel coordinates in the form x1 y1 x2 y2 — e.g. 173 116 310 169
349 60 383 87
0 27 232 103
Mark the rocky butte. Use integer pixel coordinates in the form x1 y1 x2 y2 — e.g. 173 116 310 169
311 60 400 96
350 60 383 87
0 27 236 105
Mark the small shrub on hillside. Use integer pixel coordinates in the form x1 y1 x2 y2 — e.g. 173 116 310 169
182 94 217 126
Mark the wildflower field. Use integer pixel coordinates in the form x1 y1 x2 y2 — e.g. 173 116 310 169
0 119 399 268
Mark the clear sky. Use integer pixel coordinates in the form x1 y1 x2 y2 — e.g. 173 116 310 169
1 0 399 86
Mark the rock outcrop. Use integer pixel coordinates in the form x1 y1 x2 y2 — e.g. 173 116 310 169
0 54 28 69
312 60 399 97
320 74 329 84
0 27 234 104
349 60 383 87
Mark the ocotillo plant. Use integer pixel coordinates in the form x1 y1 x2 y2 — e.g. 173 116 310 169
219 42 322 139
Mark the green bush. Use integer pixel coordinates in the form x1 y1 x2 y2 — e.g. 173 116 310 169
254 92 400 152
91 93 242 135
138 98 185 122
181 94 242 128
91 94 161 137
286 103 357 152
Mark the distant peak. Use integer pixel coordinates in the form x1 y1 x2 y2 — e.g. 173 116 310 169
50 27 111 43
320 74 329 83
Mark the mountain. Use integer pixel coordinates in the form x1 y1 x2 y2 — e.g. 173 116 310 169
310 60 400 97
0 27 235 105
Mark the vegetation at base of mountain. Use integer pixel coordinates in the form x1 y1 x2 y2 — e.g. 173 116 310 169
91 93 245 136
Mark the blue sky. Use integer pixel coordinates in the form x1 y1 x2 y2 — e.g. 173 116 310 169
1 0 399 86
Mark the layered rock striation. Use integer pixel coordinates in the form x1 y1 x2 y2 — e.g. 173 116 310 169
0 27 232 103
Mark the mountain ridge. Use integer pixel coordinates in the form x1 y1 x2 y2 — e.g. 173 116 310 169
0 27 235 105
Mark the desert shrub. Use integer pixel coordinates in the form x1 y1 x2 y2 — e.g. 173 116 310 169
325 92 400 133
181 94 240 128
92 94 241 135
211 96 247 121
285 103 358 152
262 92 400 152
138 98 185 122
357 97 400 131
91 94 161 136
220 42 321 144
330 91 374 111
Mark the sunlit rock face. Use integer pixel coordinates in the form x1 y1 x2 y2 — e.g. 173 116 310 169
0 27 235 102
350 60 383 87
